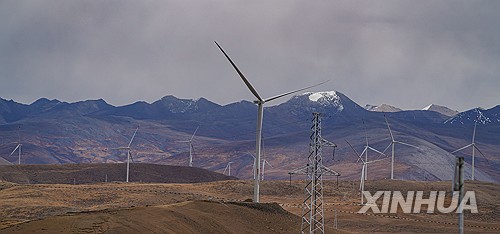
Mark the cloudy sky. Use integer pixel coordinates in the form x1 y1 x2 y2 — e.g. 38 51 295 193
1 0 499 111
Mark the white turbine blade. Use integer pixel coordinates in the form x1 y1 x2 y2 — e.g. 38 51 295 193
246 151 256 159
368 146 386 156
265 160 273 168
384 114 395 141
345 140 365 163
128 127 139 148
381 143 392 155
345 140 361 157
395 141 419 149
214 41 263 102
357 147 368 163
472 122 477 143
264 80 329 103
10 144 20 156
190 126 199 141
451 144 473 154
473 145 488 161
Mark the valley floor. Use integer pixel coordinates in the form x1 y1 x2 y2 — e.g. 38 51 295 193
0 179 499 233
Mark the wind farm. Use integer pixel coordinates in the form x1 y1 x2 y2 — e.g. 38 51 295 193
1 1 500 233
0 85 499 233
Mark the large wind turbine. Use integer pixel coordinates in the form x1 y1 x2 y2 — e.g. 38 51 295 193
382 115 419 180
10 126 22 165
346 140 387 204
111 127 138 182
450 122 487 180
177 126 199 167
215 41 326 202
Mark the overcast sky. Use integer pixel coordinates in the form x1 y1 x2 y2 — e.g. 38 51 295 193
0 0 499 111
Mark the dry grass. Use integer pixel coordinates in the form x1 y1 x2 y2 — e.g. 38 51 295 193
0 179 499 233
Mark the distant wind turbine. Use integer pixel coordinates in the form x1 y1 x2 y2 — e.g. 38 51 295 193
177 126 199 167
10 126 22 165
111 127 138 182
382 115 419 180
246 152 257 180
261 159 273 181
215 41 327 202
223 162 233 176
450 122 487 180
346 140 387 204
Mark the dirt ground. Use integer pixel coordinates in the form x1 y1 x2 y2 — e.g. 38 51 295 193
0 179 499 233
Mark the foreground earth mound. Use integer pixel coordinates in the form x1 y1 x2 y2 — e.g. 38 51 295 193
1 200 303 233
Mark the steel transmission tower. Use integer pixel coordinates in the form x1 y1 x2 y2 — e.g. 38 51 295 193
289 113 340 234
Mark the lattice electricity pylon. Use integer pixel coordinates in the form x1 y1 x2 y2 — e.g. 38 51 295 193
289 113 340 234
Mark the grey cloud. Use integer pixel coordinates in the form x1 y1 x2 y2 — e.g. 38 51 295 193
0 0 499 111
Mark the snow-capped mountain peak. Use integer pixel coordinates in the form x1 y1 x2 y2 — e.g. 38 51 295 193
422 104 459 117
443 107 500 125
303 91 343 110
307 91 338 102
365 104 402 113
422 104 433 110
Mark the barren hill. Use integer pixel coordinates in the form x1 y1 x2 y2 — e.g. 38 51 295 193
0 163 236 184
0 201 303 233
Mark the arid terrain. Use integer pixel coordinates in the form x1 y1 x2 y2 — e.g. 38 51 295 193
1 173 499 233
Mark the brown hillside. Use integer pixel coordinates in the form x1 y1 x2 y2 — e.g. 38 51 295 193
0 201 302 233
0 163 237 184
1 180 498 233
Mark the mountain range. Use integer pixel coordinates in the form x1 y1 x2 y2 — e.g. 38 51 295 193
0 91 499 182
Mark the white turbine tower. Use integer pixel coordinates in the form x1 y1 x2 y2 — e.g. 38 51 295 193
450 122 487 180
223 162 233 176
346 140 387 204
261 159 273 181
215 41 326 202
10 126 22 165
111 127 138 183
383 115 419 180
177 126 199 167
359 121 387 180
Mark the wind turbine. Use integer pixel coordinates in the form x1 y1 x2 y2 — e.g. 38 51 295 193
382 115 419 180
346 140 387 204
111 127 138 182
261 159 273 181
177 126 199 167
450 122 487 180
358 121 387 180
223 162 233 176
215 41 327 202
10 126 22 165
